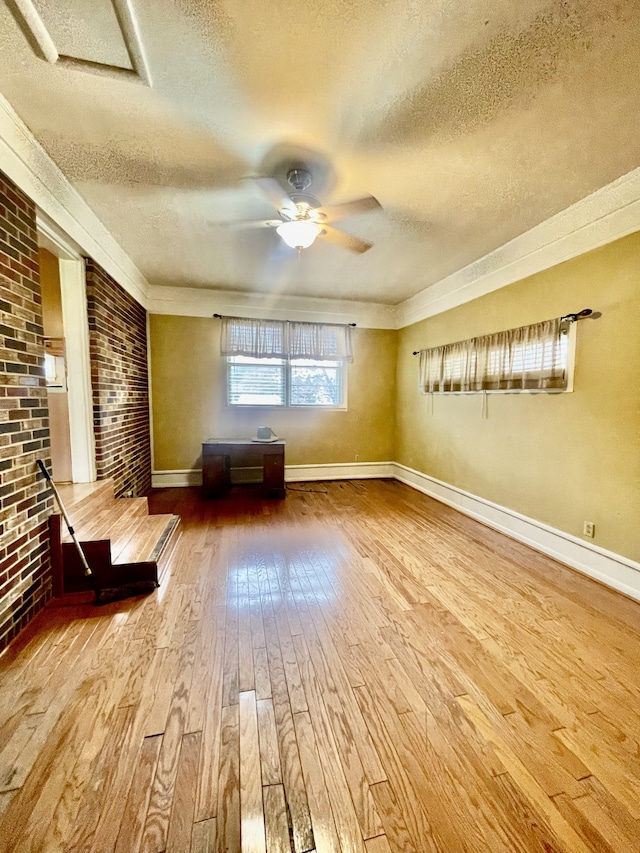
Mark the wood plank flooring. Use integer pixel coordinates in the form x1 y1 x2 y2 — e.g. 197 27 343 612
1 479 639 852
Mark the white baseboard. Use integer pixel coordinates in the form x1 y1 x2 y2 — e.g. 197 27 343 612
285 462 395 482
152 469 203 488
152 462 394 489
151 462 640 602
393 463 640 603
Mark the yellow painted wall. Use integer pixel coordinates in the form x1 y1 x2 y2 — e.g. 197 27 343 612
396 232 640 562
149 316 396 471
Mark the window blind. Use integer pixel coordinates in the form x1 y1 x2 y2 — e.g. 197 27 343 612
227 357 286 406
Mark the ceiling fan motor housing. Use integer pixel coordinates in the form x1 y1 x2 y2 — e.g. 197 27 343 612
286 168 313 192
279 169 320 218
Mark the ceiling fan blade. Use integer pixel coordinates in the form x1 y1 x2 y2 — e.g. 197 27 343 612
253 178 298 218
230 219 282 230
315 195 381 223
319 225 373 254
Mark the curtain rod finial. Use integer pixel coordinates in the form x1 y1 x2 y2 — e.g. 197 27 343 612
561 308 593 322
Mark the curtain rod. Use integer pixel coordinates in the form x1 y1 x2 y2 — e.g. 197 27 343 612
213 313 356 327
411 308 593 355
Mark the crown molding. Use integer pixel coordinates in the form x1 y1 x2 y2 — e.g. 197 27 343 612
146 284 398 329
36 209 83 259
396 167 640 329
0 91 149 308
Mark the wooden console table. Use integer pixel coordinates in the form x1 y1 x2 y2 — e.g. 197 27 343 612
202 439 286 499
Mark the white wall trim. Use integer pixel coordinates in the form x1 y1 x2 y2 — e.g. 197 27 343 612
151 461 395 489
37 210 83 259
393 463 640 602
152 469 203 488
59 257 96 482
285 462 395 481
147 285 398 330
396 167 640 328
0 91 150 309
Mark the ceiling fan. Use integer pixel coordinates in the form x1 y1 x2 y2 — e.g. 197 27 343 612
238 168 381 253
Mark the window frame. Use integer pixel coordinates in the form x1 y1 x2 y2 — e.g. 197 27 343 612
225 355 348 410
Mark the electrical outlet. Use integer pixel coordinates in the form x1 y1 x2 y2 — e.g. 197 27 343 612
583 521 595 538
355 454 359 461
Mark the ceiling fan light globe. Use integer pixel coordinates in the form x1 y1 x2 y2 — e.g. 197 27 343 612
276 220 320 249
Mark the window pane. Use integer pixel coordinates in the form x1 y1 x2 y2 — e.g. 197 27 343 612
228 358 285 405
290 360 342 406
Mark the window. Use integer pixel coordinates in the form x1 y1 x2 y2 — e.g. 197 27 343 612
44 337 67 391
227 356 345 407
290 359 342 406
418 317 573 393
220 315 352 408
228 357 285 405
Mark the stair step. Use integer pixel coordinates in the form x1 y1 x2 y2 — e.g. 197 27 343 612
50 479 180 600
104 499 150 541
55 479 117 535
61 498 149 543
149 515 180 563
112 514 180 565
55 479 116 516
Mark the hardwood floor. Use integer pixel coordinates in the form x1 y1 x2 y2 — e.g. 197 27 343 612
1 479 639 852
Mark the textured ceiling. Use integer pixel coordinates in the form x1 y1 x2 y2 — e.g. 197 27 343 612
0 0 639 304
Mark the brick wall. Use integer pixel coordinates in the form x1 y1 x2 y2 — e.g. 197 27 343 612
85 260 151 498
0 172 52 652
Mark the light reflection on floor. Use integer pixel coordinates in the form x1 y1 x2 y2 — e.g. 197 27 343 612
225 525 342 610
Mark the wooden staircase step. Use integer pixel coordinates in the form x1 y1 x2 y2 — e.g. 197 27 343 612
56 478 116 512
49 478 180 601
61 498 149 543
55 479 117 531
103 499 150 541
111 514 180 565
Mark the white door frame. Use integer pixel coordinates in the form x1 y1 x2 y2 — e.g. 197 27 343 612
38 213 96 482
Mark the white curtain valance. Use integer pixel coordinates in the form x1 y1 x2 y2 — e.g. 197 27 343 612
220 317 286 359
220 316 353 362
418 317 568 393
288 321 352 361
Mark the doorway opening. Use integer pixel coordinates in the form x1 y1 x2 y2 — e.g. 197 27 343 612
38 217 96 483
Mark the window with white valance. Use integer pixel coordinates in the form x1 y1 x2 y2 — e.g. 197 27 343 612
220 316 352 408
220 317 353 362
418 317 571 394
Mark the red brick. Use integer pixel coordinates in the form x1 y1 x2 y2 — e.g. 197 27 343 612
0 171 51 653
85 260 150 499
